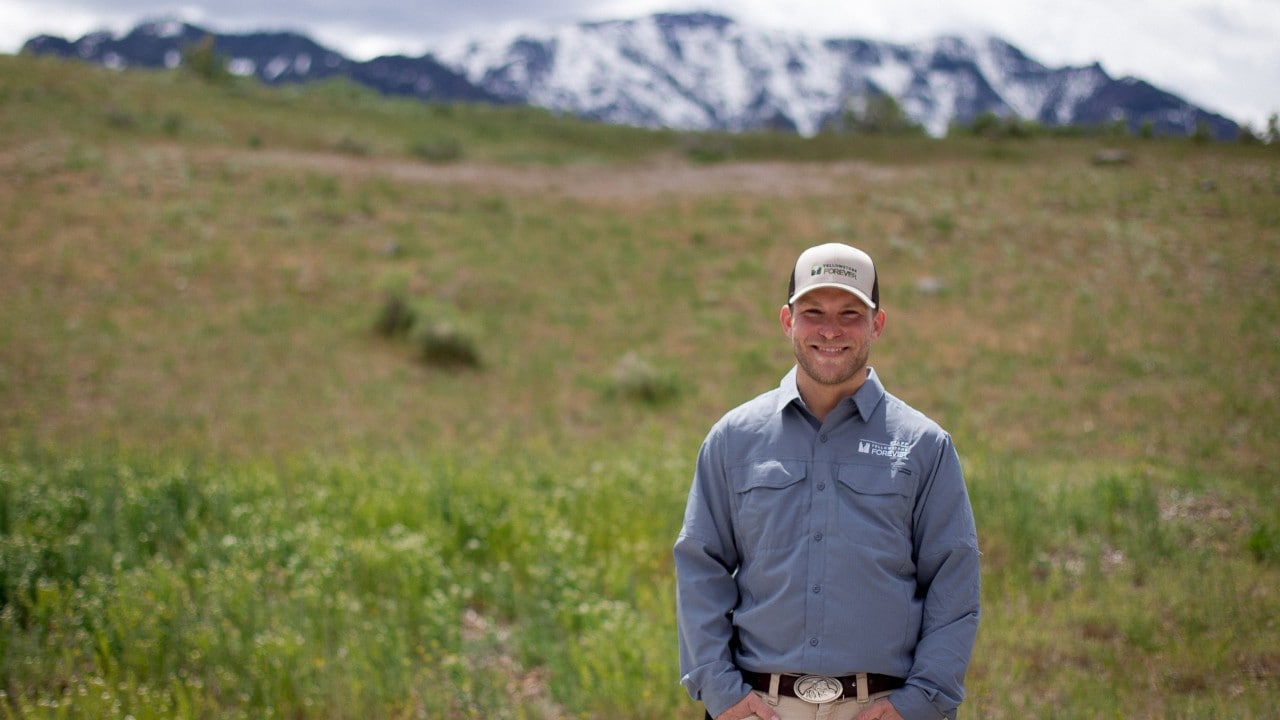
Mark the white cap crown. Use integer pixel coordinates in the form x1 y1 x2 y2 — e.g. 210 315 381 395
788 243 878 308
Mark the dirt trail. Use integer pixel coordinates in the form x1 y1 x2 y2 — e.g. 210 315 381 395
225 148 909 202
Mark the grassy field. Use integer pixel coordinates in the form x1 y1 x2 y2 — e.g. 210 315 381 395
2 54 1279 718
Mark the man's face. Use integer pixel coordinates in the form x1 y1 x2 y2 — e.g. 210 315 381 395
782 287 884 389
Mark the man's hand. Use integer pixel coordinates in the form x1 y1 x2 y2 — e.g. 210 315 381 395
716 692 780 720
851 699 903 720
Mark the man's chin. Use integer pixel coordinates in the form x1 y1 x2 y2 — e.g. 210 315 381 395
799 360 865 387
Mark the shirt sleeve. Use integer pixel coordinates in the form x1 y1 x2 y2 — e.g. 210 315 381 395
889 433 981 720
674 430 752 718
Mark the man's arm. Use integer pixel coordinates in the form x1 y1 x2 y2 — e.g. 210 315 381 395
675 434 753 719
888 434 981 720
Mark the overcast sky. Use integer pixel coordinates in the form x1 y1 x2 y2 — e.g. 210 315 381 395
2 0 1276 130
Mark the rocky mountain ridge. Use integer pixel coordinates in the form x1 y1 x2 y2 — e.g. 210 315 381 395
22 13 1239 139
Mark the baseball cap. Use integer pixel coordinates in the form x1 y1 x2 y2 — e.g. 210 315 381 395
787 243 879 308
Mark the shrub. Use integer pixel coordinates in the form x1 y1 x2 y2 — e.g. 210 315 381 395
1248 522 1279 564
963 111 1040 140
606 352 680 405
839 92 924 136
681 134 733 163
415 320 482 369
1237 124 1263 145
409 138 463 163
104 105 135 129
1192 120 1213 144
182 35 232 85
162 113 185 136
373 293 481 369
334 135 372 156
374 293 416 338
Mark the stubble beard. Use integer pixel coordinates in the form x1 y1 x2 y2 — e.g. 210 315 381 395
792 335 871 388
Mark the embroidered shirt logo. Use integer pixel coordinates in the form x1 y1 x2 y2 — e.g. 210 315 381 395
858 440 911 459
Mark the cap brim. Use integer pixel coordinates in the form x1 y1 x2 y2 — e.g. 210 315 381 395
789 283 876 309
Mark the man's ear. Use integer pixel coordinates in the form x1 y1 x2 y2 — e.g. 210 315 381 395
780 304 794 337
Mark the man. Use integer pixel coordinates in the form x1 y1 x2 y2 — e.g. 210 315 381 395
675 243 980 720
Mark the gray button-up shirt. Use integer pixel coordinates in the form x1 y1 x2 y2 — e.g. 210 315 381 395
675 367 980 720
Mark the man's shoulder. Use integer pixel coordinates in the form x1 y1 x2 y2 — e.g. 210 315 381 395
711 386 786 435
711 381 798 443
701 387 804 466
879 388 949 439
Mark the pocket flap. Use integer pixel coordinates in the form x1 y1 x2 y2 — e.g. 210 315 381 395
836 464 911 497
736 460 806 493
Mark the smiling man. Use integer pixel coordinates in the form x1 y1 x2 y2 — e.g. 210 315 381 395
675 243 980 720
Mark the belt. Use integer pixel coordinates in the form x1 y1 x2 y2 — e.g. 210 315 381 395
742 671 905 703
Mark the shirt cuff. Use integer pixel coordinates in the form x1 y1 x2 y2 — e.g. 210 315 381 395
888 685 950 720
704 678 753 719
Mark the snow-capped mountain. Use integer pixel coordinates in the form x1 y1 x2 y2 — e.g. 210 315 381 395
22 19 501 104
435 13 1232 138
21 13 1238 139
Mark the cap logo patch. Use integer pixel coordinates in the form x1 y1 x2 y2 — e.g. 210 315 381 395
811 263 858 280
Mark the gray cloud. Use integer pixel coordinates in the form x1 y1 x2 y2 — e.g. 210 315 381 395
42 0 617 48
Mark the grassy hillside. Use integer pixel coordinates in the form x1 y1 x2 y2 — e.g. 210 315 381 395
2 54 1279 719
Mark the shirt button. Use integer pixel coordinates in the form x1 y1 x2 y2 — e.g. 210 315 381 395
819 434 829 443
817 482 826 491
812 584 821 593
810 637 819 647
814 532 823 541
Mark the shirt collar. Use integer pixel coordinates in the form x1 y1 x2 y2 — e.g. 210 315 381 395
851 367 886 421
776 366 886 421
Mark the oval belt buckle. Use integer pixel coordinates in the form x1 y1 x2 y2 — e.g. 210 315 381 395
793 674 844 704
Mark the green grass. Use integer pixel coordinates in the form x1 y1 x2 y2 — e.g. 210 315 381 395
0 446 688 718
2 53 1279 718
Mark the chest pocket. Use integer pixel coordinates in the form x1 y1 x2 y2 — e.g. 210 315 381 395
732 460 809 552
834 463 914 567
